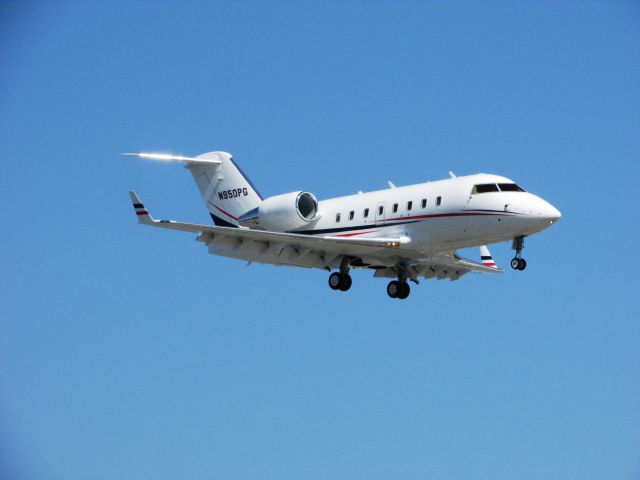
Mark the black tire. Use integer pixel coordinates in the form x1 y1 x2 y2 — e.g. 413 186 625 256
339 274 352 291
328 272 342 290
517 258 527 270
397 282 410 299
511 258 520 270
387 280 400 298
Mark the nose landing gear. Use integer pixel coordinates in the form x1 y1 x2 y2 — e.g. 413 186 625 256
510 257 527 270
511 235 527 271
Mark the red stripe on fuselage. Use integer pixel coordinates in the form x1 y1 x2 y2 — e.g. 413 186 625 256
335 230 380 237
384 211 511 223
298 212 513 236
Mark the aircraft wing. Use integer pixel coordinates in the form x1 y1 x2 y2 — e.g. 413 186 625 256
431 252 502 274
371 250 502 282
130 191 502 278
129 191 412 265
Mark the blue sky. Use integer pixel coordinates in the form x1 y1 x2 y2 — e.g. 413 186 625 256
1 1 639 479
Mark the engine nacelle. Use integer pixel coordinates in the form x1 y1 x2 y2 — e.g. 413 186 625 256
239 191 318 231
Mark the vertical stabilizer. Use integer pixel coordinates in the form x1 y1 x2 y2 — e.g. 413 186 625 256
186 151 263 227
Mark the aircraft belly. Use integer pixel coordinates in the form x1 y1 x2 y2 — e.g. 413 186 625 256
406 215 517 252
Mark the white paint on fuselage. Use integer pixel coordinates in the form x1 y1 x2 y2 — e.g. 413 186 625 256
308 173 560 254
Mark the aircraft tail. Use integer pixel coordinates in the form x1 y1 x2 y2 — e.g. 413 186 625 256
124 151 263 227
186 151 263 227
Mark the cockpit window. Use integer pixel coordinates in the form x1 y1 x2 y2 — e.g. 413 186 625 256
498 183 525 192
472 183 500 194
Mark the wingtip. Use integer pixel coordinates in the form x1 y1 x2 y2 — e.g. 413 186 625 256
129 190 141 203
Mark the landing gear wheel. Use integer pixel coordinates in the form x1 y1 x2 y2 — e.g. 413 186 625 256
339 274 352 291
397 282 410 300
387 280 400 298
328 272 342 290
511 257 527 270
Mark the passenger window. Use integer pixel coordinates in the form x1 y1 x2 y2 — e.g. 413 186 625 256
421 198 426 208
378 205 384 215
393 203 398 213
472 184 500 194
363 208 369 218
336 213 341 223
407 201 413 211
349 210 354 221
436 196 442 206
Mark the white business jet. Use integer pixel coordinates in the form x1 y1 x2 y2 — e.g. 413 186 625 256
127 151 560 299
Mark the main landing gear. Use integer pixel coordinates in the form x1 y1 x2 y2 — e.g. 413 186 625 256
328 257 352 292
387 280 410 300
511 235 527 271
328 271 352 291
386 265 412 300
328 258 413 299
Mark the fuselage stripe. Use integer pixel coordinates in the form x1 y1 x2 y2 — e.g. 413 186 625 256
292 211 512 236
334 230 380 237
384 211 511 222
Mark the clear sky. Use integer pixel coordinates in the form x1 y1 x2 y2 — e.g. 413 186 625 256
1 1 639 479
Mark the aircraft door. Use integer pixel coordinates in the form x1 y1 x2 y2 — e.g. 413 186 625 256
375 202 386 225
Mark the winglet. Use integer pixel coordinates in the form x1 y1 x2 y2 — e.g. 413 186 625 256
129 191 154 224
479 245 498 269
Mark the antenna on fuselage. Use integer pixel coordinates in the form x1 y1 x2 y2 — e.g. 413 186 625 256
387 181 397 189
448 171 457 178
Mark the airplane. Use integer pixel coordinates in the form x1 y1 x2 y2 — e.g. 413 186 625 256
126 151 561 299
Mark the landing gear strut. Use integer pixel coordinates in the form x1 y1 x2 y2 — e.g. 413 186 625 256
511 235 527 271
328 257 353 292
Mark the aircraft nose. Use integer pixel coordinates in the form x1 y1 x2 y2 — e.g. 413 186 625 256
540 202 561 224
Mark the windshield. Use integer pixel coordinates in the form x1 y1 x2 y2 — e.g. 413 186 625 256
471 184 499 194
497 183 525 192
472 183 526 194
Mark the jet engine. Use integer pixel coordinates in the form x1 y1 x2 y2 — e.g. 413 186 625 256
238 191 319 231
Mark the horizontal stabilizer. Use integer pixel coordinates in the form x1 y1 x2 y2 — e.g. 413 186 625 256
122 152 222 165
